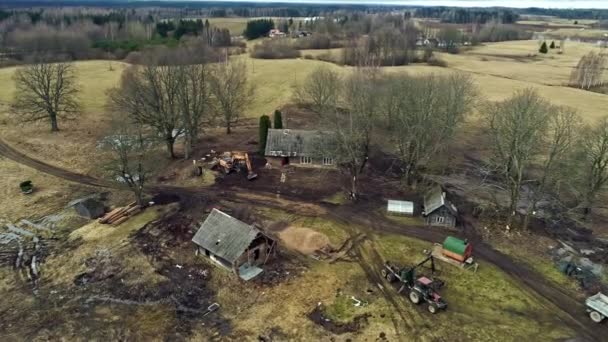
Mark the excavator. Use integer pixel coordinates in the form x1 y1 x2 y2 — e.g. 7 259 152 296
216 151 258 180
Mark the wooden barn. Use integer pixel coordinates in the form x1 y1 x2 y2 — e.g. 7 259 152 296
264 129 336 168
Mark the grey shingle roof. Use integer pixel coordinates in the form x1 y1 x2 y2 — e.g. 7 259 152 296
265 129 332 158
192 209 260 264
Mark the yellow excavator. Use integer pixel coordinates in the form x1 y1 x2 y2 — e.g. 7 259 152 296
217 151 258 180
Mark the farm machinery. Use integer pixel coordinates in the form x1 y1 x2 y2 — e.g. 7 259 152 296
381 254 447 314
214 151 258 180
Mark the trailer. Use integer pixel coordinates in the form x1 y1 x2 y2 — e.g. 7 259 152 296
586 292 608 323
431 236 478 272
380 255 447 314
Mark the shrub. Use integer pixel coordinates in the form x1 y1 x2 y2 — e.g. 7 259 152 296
250 39 301 59
274 110 283 129
292 34 343 50
427 55 448 67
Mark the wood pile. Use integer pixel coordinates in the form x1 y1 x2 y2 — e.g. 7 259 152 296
98 202 142 226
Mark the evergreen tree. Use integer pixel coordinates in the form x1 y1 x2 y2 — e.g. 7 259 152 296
274 110 283 129
539 41 548 54
259 115 271 153
550 41 556 49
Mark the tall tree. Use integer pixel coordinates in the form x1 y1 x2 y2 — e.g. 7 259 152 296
12 61 80 132
108 65 182 158
569 52 607 90
259 115 271 154
573 116 608 218
320 68 381 200
294 66 341 114
539 41 548 54
522 106 579 229
209 60 253 134
382 73 476 186
274 109 283 129
485 89 551 227
176 63 212 159
100 118 158 206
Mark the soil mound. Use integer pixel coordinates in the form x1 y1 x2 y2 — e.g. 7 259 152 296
278 226 330 255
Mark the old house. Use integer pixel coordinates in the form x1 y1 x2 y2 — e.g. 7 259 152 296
422 187 458 228
265 129 335 168
192 209 276 281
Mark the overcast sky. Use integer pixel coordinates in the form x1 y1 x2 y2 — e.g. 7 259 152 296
211 1 608 9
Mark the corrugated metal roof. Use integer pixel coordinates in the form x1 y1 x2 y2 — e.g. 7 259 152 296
265 129 333 158
387 200 414 214
423 186 458 216
192 209 260 264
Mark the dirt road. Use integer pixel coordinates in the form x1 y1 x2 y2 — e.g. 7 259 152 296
0 138 604 341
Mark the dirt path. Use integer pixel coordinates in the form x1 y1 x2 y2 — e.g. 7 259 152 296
0 138 604 341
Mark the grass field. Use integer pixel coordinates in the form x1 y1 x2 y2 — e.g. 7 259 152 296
0 40 607 176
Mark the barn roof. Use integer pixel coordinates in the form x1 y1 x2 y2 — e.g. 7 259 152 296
265 129 333 158
423 186 457 216
192 209 261 264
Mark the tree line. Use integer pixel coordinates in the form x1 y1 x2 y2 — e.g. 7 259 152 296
296 66 608 228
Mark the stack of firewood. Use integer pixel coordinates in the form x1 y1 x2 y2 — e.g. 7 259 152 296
98 202 142 226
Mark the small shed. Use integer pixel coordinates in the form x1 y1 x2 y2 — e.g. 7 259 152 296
422 187 458 228
71 198 105 219
387 200 414 216
192 209 276 281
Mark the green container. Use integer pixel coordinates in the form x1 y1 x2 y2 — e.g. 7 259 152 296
443 236 467 256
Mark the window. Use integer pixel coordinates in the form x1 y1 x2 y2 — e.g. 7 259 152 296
436 216 445 224
300 156 312 164
322 157 334 165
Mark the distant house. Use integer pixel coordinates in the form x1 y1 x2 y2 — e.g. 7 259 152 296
264 129 336 168
425 38 439 47
269 29 286 38
192 209 276 281
422 187 458 228
291 30 312 38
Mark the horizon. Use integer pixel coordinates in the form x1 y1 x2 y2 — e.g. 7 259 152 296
174 0 608 10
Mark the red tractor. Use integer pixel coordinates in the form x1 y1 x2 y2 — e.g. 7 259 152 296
381 255 447 314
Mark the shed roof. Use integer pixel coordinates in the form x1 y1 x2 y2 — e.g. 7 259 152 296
265 129 333 158
192 209 261 264
423 186 457 216
387 200 414 214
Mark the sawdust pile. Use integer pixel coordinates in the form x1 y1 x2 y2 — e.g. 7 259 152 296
278 226 330 255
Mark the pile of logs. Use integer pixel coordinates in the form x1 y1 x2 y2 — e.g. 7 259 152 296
98 202 142 226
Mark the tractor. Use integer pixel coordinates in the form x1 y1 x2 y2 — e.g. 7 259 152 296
381 254 447 314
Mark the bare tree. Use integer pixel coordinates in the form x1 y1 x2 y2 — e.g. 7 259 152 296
382 73 476 186
108 65 182 158
294 66 342 114
209 60 253 134
12 61 80 132
485 89 551 228
319 68 381 200
176 63 212 159
569 52 607 90
573 116 608 218
522 106 579 229
100 118 158 206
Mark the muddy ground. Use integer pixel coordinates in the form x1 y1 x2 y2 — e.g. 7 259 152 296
1 108 608 340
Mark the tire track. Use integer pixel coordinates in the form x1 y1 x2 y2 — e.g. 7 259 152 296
0 138 603 341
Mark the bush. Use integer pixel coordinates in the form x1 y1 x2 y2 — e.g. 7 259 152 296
427 55 448 67
250 39 301 59
292 34 343 50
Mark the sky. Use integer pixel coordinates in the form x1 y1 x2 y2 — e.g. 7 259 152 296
209 1 608 9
